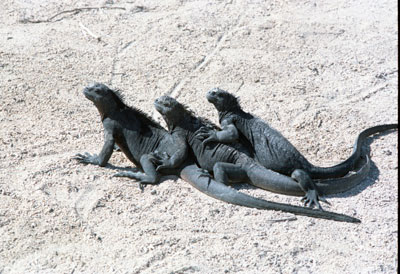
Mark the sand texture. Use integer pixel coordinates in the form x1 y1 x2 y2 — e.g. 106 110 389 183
0 0 398 273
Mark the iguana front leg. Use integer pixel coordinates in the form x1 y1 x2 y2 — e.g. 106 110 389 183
198 121 239 146
74 130 114 167
155 134 188 172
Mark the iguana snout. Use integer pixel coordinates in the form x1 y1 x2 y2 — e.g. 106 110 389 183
83 83 112 102
206 87 223 103
154 95 176 115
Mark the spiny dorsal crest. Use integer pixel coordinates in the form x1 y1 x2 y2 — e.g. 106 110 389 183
211 87 241 110
110 88 128 110
180 101 220 130
110 87 163 129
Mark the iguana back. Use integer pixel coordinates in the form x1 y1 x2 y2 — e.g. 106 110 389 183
206 88 398 179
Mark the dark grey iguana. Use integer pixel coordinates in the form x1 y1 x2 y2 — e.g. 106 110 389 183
153 95 362 222
74 83 189 189
73 83 360 223
203 88 398 203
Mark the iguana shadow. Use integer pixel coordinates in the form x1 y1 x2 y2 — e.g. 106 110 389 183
320 129 396 199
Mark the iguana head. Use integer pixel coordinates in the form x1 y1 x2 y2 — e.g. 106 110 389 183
83 82 126 118
154 95 184 124
155 95 220 132
154 95 179 114
206 88 240 112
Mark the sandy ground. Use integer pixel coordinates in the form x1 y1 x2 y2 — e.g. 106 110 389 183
0 0 398 273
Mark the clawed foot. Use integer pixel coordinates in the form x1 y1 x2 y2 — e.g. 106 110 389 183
73 152 100 165
301 189 331 210
195 127 213 140
150 150 169 161
195 127 217 146
291 169 330 210
112 171 157 192
150 151 171 171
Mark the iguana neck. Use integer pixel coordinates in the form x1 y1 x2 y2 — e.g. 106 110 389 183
99 103 126 122
218 108 247 123
162 111 192 133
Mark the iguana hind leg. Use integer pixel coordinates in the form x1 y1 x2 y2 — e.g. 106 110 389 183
113 154 161 190
291 169 331 210
229 163 330 209
212 162 248 184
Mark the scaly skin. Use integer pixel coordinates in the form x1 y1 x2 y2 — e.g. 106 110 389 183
204 88 397 202
153 95 361 222
72 83 360 222
73 83 188 189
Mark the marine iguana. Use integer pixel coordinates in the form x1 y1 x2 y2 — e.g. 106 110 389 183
73 83 360 223
73 83 189 188
203 88 398 200
153 95 364 221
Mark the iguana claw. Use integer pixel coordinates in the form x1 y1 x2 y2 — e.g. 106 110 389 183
73 152 100 165
112 171 156 191
301 189 330 210
150 151 172 171
195 127 214 140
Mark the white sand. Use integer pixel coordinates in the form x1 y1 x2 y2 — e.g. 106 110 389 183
0 0 397 273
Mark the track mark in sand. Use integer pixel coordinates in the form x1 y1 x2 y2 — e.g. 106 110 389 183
235 79 244 93
333 82 389 107
293 82 392 122
168 16 243 99
19 6 127 24
149 18 242 121
109 45 120 85
109 39 136 85
73 184 104 242
120 40 135 51
167 32 226 98
134 252 167 274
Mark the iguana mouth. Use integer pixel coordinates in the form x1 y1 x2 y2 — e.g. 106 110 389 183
206 88 219 102
82 87 93 100
82 83 104 101
153 100 167 114
154 96 175 115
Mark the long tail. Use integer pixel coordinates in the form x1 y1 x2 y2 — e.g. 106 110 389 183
315 155 370 195
308 124 397 179
245 154 370 197
179 164 360 223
